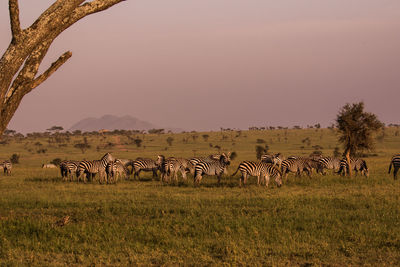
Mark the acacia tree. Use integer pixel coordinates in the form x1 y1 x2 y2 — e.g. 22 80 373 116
336 102 384 177
0 0 126 135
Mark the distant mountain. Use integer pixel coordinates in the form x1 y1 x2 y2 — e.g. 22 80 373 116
68 115 181 132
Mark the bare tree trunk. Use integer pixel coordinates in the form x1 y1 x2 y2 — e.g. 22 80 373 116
0 0 126 135
345 148 352 178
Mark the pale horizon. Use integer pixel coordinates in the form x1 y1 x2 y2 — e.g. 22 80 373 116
1 1 399 133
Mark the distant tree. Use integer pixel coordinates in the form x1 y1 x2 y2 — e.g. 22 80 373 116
3 129 16 136
73 130 82 136
255 145 269 160
74 143 91 154
336 102 384 177
10 153 19 164
148 129 165 134
47 126 64 133
256 139 266 144
0 0 126 136
133 138 142 148
50 158 62 166
202 134 209 142
166 136 174 146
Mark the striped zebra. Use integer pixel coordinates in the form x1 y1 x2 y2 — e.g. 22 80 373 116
287 156 320 175
281 158 312 179
60 160 79 181
388 154 400 179
105 160 129 184
193 153 231 185
337 158 369 177
115 158 134 177
0 160 12 175
231 161 282 188
316 157 341 175
131 157 159 180
261 153 284 168
189 153 231 176
76 153 114 183
162 157 191 183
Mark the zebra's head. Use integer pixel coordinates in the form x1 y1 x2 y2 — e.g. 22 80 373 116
156 155 165 166
361 160 369 177
220 152 231 166
273 166 283 187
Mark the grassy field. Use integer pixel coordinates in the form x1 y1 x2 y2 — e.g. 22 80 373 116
0 127 399 266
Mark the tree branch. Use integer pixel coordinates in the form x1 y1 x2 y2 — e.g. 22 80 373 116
31 51 72 90
9 0 22 41
4 41 52 103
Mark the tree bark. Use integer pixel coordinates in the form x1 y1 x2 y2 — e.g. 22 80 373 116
345 148 352 178
0 0 126 135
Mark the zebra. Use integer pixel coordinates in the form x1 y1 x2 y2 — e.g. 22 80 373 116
189 153 232 176
105 160 129 184
115 158 134 177
337 158 369 177
316 157 341 175
193 153 231 185
131 157 159 180
0 161 12 175
388 154 400 179
281 158 312 180
162 157 191 183
261 153 284 168
76 153 114 183
231 161 282 188
287 156 320 175
60 160 80 181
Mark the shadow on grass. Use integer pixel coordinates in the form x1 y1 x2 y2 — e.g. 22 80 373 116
25 177 63 183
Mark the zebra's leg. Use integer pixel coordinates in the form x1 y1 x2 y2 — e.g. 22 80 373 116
180 168 188 181
152 169 158 180
394 167 399 180
239 173 244 187
243 173 248 186
264 173 270 187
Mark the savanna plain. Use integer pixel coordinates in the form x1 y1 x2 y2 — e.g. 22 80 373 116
0 127 399 266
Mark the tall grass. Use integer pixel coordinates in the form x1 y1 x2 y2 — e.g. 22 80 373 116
0 128 399 265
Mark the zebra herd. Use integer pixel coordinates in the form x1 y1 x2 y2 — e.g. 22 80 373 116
52 151 400 187
0 152 395 186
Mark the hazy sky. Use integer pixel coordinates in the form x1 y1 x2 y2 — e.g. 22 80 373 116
1 1 399 133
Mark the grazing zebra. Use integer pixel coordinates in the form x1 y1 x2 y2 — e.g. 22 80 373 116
388 154 400 179
231 161 282 188
193 153 231 185
287 156 320 175
60 160 80 181
162 157 191 183
116 158 134 176
316 157 341 175
76 153 114 183
337 158 369 177
0 161 12 175
105 160 129 184
281 158 312 179
132 157 159 180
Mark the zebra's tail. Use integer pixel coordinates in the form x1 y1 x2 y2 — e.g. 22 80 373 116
388 161 393 174
231 166 240 177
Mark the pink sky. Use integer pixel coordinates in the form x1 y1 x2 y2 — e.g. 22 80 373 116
1 0 399 133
